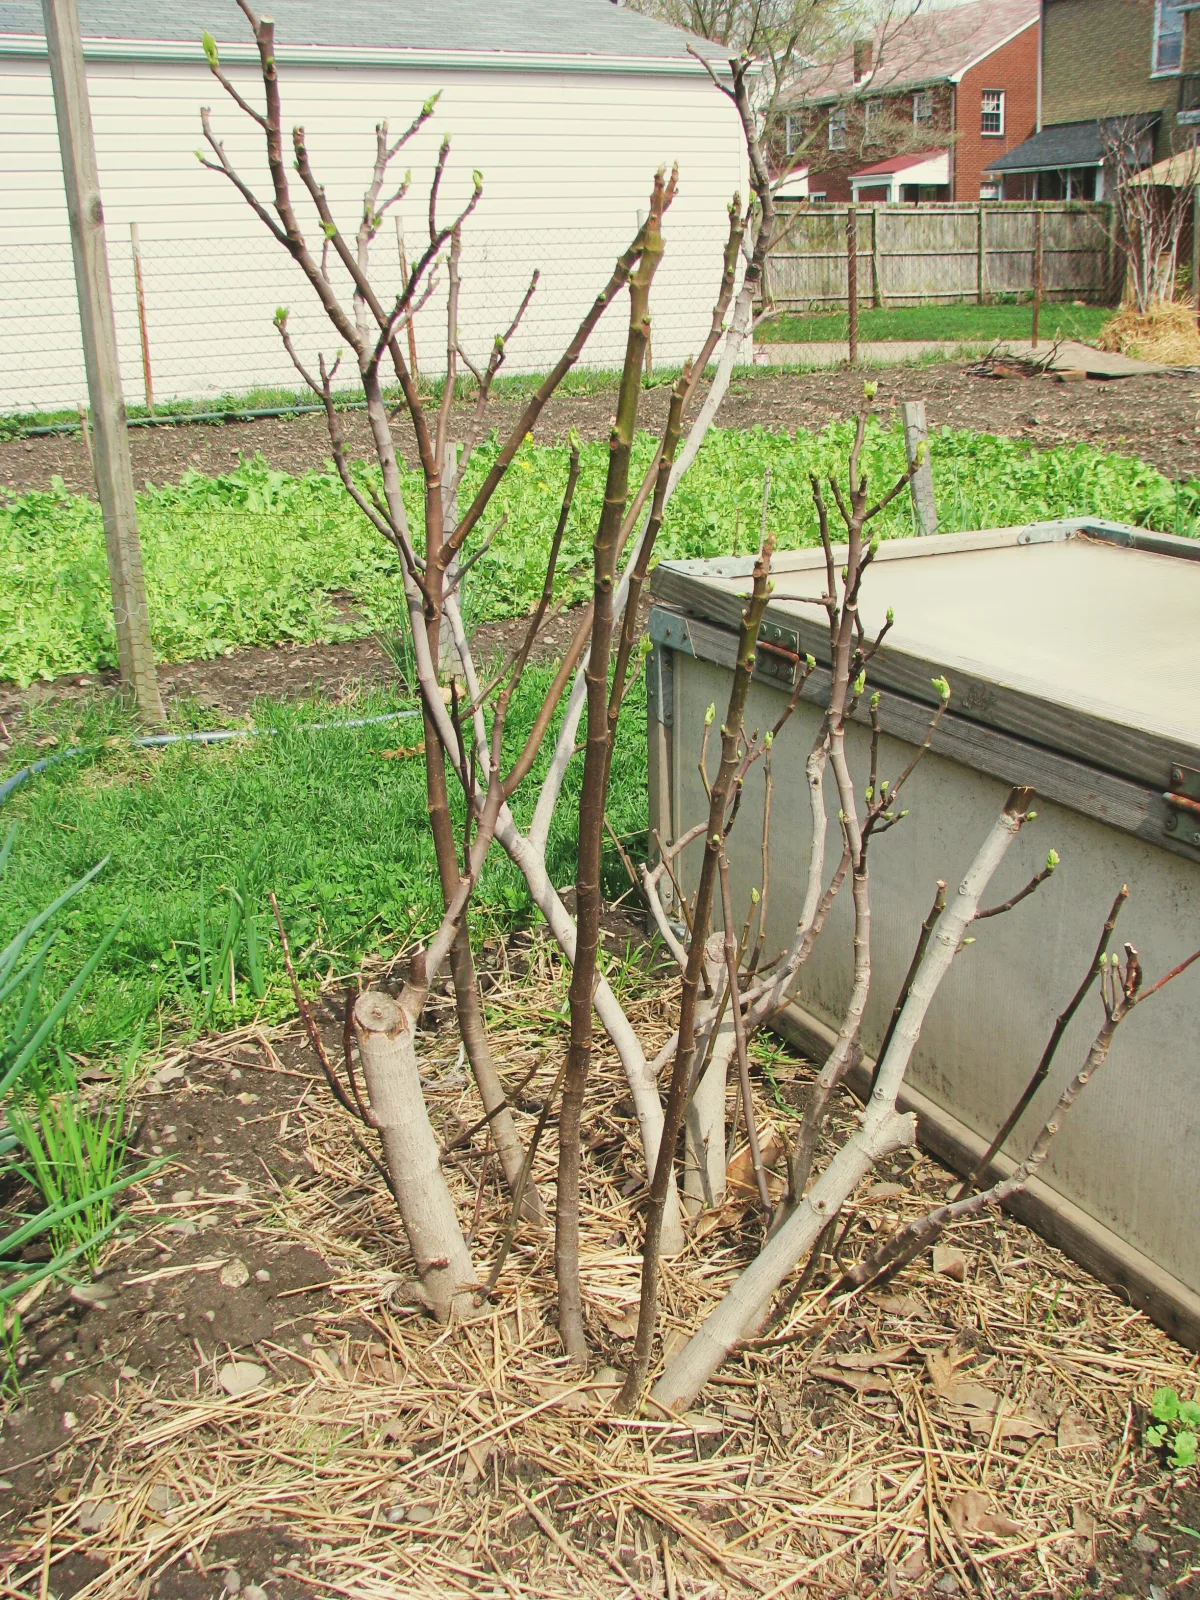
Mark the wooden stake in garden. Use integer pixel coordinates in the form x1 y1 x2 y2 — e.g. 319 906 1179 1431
42 0 164 725
847 204 859 364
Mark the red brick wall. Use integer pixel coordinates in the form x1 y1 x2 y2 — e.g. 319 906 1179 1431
957 21 1039 199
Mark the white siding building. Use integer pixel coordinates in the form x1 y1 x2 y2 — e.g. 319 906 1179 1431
0 0 748 411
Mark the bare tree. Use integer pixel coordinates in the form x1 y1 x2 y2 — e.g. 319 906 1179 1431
1102 119 1200 312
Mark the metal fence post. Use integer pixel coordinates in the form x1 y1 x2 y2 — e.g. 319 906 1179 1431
42 0 163 724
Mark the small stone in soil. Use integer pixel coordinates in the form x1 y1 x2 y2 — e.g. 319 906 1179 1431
1132 1531 1160 1554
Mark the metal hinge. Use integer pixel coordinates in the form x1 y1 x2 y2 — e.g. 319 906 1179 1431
1163 764 1200 847
756 619 801 687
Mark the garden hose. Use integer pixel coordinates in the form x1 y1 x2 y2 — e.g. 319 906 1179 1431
0 708 423 807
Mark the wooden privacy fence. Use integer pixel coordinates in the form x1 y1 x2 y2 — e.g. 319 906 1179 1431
766 202 1116 308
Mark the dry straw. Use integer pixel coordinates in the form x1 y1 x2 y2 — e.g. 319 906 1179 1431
8 950 1199 1599
1097 298 1200 365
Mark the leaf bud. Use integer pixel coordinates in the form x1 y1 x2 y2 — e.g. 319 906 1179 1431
863 380 877 400
1027 810 1038 820
473 169 484 192
751 887 760 904
806 653 816 669
931 674 951 703
422 90 442 116
764 730 774 749
1045 849 1060 872
202 30 219 68
870 691 880 710
886 607 894 625
852 669 866 696
704 703 716 726
273 306 289 329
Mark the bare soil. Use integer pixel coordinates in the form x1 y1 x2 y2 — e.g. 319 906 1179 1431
3 361 1198 500
2 965 1199 1598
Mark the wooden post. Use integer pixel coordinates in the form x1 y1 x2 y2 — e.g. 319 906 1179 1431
43 0 163 723
129 221 153 410
901 399 937 537
77 400 94 483
395 216 420 381
438 439 460 676
846 205 859 364
1032 207 1044 349
977 204 988 304
871 206 886 309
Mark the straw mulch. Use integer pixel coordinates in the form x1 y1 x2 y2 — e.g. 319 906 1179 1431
1097 299 1200 365
6 943 1199 1600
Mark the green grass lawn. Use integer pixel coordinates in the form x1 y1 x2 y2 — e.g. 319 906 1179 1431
4 419 1195 687
0 669 649 1061
757 301 1113 345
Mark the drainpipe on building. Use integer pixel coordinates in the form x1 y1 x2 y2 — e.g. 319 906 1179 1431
1036 2 1043 132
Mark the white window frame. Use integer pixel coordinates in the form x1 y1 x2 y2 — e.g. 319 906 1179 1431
828 106 848 151
1152 0 1184 76
980 89 1005 137
864 99 883 144
979 180 1002 201
912 90 934 126
785 114 804 156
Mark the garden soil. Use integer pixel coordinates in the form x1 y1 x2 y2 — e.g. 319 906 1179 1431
2 361 1198 500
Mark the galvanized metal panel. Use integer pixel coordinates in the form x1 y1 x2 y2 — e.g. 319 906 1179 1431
668 648 1200 1325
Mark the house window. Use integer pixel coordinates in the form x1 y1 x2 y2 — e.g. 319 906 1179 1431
864 99 883 144
981 90 1005 136
979 181 1001 201
1153 0 1184 74
828 107 848 151
785 114 804 156
913 90 934 126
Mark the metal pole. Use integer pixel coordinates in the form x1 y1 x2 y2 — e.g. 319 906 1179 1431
42 0 163 723
847 205 859 364
1032 207 1044 349
130 221 154 410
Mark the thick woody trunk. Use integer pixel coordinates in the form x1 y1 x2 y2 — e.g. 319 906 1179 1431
652 790 1034 1413
353 990 477 1321
683 1011 736 1215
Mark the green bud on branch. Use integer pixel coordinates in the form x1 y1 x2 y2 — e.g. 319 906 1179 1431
202 31 219 68
931 675 951 703
704 703 716 726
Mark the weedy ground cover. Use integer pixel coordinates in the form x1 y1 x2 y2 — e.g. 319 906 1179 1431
0 671 649 1063
4 419 1196 686
757 300 1113 345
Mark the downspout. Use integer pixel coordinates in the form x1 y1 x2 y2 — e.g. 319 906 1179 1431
949 83 957 198
1036 0 1044 131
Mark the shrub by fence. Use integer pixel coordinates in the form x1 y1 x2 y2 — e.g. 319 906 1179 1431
766 201 1115 310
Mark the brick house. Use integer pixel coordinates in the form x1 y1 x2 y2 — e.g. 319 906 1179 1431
985 0 1200 199
778 0 1038 203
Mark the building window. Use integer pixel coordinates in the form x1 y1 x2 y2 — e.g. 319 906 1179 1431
1153 0 1184 74
913 90 934 126
828 107 848 151
981 90 1005 136
785 114 805 156
979 181 1001 200
864 99 883 144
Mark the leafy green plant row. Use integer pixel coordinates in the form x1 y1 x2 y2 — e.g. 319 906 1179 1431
4 420 1196 686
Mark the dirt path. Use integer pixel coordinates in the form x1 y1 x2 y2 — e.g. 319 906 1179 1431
3 361 1198 498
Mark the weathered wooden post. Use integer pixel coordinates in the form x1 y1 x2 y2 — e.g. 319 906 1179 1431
901 399 937 537
1032 207 1044 349
43 0 164 723
130 221 154 410
847 204 859 364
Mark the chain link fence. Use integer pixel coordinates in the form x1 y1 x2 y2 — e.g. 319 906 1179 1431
0 222 729 415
